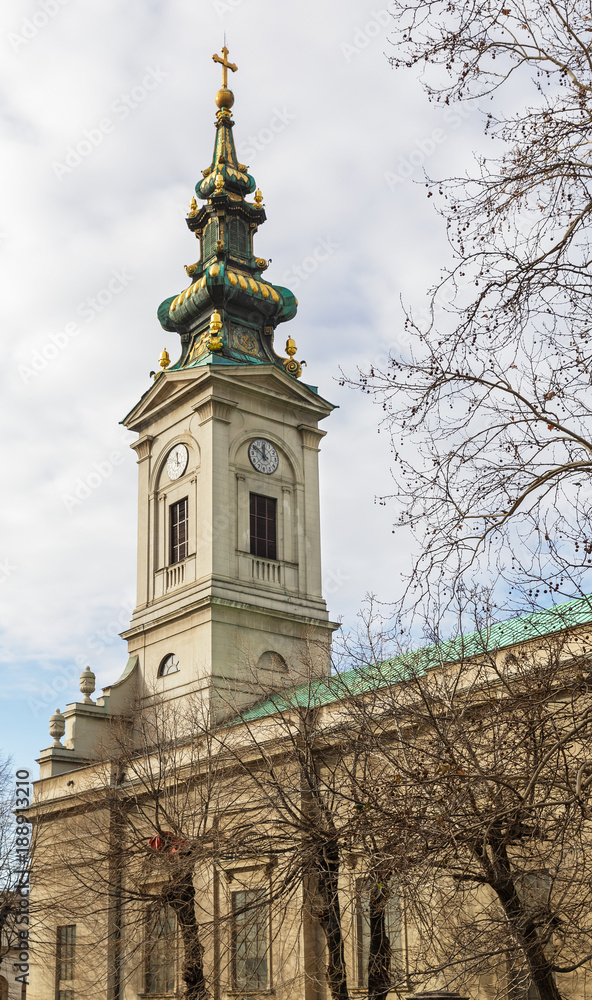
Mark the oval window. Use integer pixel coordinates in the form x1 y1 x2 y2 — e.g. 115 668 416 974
158 654 180 677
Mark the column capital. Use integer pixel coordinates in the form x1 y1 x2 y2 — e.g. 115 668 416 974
193 395 237 425
298 425 326 450
130 434 154 462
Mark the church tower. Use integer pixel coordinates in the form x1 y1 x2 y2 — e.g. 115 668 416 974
117 49 335 719
36 49 336 775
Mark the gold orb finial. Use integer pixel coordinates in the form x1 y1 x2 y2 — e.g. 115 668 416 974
254 188 264 207
215 87 234 110
159 348 170 372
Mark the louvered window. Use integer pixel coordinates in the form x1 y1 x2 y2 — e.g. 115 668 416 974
202 219 218 262
228 218 249 258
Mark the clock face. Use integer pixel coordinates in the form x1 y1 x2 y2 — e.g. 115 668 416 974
248 438 279 475
166 444 189 481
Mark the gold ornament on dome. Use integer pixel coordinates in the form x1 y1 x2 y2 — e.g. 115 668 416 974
283 336 302 378
254 189 264 207
206 310 224 353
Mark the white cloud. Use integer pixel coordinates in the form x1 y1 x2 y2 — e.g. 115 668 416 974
0 0 486 766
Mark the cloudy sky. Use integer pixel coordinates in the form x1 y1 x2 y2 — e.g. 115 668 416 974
0 0 485 771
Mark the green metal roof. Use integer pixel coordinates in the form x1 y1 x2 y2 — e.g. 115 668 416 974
238 595 592 723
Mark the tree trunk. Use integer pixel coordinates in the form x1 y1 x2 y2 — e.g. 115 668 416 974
166 869 209 1000
315 836 349 1000
492 843 562 1000
368 879 392 1000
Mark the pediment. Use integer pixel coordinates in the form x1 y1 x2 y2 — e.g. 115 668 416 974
215 365 334 414
123 363 334 431
123 370 209 429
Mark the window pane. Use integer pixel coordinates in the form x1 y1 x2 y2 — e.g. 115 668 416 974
249 494 277 560
56 924 76 983
356 882 402 988
232 890 268 991
145 905 176 995
159 654 180 677
170 498 189 564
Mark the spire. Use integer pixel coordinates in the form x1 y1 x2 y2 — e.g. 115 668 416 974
157 47 303 379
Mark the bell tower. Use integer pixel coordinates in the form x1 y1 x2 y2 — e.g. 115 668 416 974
119 49 336 718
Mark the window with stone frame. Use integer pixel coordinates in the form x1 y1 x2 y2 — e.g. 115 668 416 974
231 889 269 991
356 879 403 990
55 924 76 1000
145 903 177 996
249 494 277 561
508 872 552 1000
170 498 189 565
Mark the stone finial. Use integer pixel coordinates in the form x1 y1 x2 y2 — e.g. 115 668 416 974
79 665 96 705
49 709 65 747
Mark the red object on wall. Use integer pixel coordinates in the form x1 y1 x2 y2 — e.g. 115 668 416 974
148 831 188 853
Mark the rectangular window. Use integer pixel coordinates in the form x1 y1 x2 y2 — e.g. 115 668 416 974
356 882 403 989
231 889 269 991
145 904 176 995
56 924 76 998
170 497 188 564
509 873 551 1000
249 494 277 560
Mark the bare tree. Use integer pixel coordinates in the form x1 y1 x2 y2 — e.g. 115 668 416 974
341 620 592 1000
346 0 592 615
31 699 250 1000
217 687 357 1000
30 679 365 1000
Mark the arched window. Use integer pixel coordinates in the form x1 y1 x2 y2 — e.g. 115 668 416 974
257 651 288 673
158 654 180 677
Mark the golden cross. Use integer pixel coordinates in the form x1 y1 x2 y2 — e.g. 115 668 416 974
212 46 237 89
